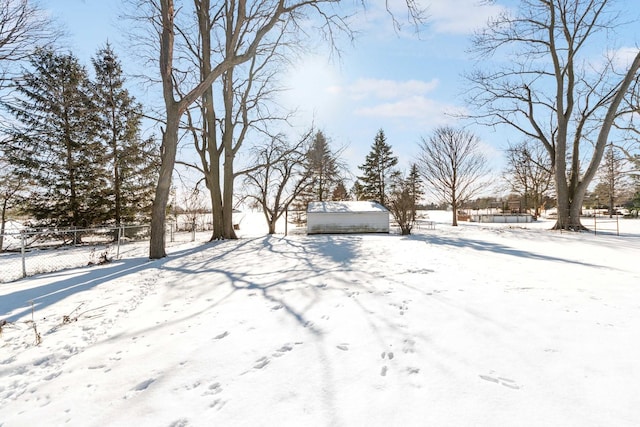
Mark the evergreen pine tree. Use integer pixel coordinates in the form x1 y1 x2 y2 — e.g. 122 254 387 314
356 129 399 206
299 131 340 204
331 180 349 201
406 163 423 220
92 44 158 224
3 48 105 229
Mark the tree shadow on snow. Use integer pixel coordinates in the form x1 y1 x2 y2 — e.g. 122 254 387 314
157 234 363 334
406 233 614 269
0 244 217 323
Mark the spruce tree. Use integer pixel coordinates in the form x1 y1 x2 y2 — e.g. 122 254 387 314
406 163 423 220
92 44 158 224
331 180 349 201
300 131 340 203
356 129 399 206
3 48 105 229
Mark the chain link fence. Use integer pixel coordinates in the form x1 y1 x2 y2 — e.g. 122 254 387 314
0 223 206 283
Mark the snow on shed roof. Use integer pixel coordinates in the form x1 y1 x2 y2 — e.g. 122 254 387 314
307 201 388 213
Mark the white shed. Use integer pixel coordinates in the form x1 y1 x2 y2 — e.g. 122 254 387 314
307 201 389 234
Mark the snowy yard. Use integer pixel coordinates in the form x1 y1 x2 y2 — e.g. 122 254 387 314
1 212 639 426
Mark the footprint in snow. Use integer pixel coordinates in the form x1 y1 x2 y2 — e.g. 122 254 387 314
213 331 229 340
479 374 521 390
253 357 270 369
336 344 349 351
210 398 226 410
272 344 293 357
203 382 222 396
44 371 62 381
133 378 155 391
402 339 416 354
124 378 156 399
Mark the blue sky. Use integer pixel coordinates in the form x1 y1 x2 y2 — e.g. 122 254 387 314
40 0 640 192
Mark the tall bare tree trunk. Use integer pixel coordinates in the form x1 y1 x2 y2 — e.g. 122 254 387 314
222 70 237 239
150 110 180 258
149 0 177 259
196 0 224 241
451 194 458 227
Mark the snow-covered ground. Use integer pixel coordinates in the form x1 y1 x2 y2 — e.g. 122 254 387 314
1 211 639 426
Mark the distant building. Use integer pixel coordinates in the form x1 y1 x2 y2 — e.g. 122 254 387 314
307 201 389 234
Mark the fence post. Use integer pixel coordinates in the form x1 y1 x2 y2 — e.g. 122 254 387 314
21 231 27 279
116 225 123 259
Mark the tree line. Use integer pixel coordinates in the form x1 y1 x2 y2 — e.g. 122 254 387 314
1 0 640 258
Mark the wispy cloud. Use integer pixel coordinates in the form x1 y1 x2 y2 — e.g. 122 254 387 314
342 0 508 42
609 46 640 69
427 0 508 34
352 0 508 36
348 78 439 100
343 77 465 127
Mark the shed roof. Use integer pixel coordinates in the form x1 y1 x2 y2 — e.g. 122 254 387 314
307 201 388 213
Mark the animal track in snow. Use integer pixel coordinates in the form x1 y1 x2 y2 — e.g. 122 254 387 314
389 300 410 315
402 339 416 354
251 342 298 371
336 343 349 351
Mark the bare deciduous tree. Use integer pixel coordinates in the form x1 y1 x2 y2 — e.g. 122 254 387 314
503 141 553 218
467 0 640 230
597 144 630 217
417 127 491 226
142 0 352 258
243 131 313 234
130 0 426 258
0 0 58 89
388 173 417 235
